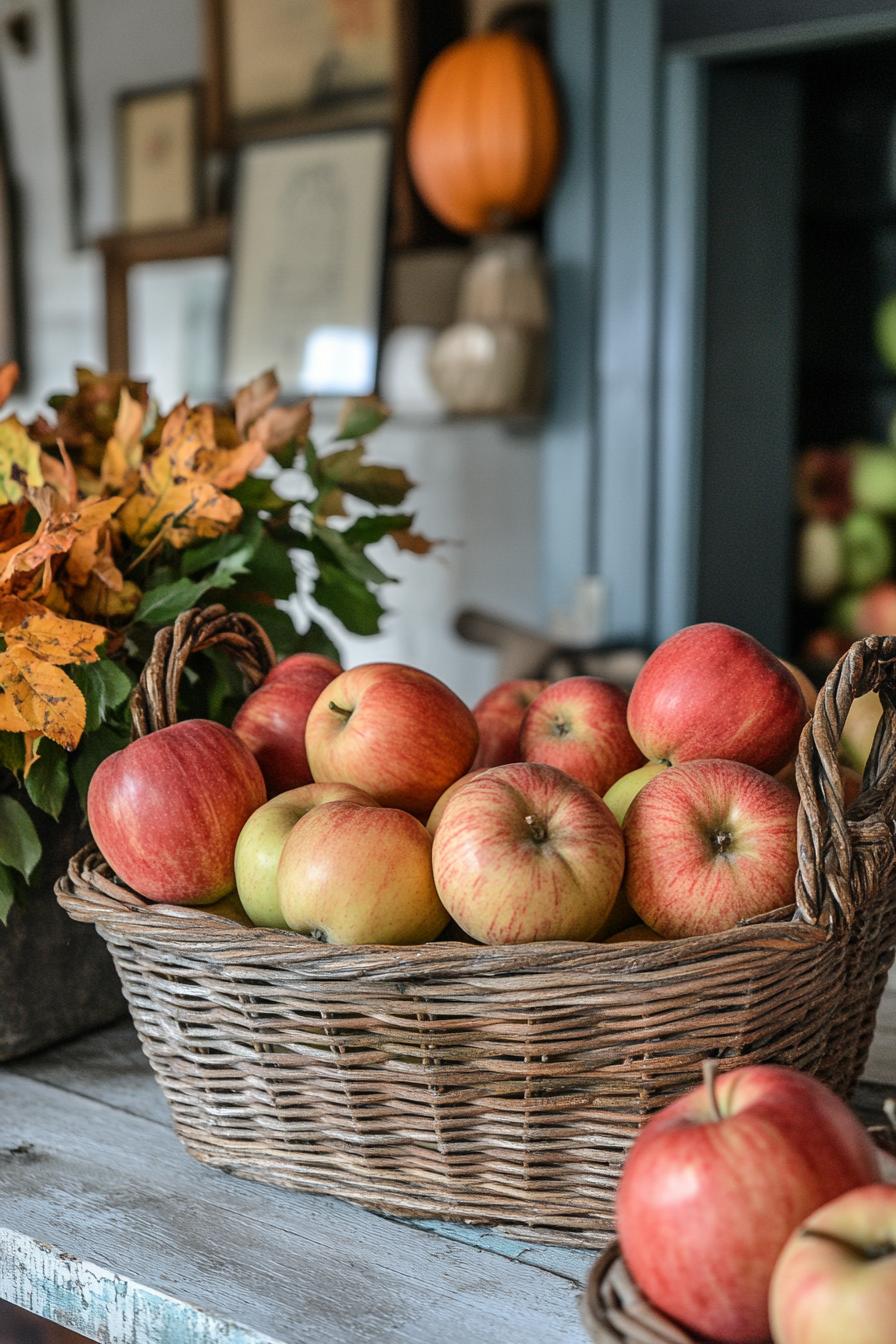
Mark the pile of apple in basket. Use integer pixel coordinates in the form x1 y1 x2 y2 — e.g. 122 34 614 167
87 619 840 945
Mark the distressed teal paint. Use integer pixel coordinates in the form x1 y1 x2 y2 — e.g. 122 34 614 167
0 1232 281 1344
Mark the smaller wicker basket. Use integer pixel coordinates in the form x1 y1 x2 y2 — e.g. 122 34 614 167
580 1243 710 1343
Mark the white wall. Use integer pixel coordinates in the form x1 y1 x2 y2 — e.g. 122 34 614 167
0 0 543 704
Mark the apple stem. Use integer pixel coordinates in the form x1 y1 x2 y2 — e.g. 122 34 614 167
801 1227 896 1261
524 813 548 845
703 1059 723 1122
328 701 353 722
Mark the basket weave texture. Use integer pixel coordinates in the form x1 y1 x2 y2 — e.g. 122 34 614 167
57 607 896 1247
580 1243 708 1343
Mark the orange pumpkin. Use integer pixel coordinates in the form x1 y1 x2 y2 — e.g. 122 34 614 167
408 33 561 235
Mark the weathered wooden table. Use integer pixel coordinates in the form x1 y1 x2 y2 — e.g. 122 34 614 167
0 1021 892 1344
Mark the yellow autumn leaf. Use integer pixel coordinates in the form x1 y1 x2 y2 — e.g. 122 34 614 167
0 493 123 586
0 688 28 733
209 438 266 490
0 643 86 749
0 417 42 504
0 595 106 665
101 388 145 490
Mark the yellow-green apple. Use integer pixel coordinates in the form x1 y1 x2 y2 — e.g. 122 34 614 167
235 782 378 927
852 443 896 513
278 801 448 944
603 761 668 825
624 759 798 937
797 518 843 602
431 761 624 943
780 659 818 714
841 691 883 772
203 893 254 926
305 662 478 813
841 511 893 589
603 923 664 944
264 651 342 685
770 1184 896 1344
233 660 339 794
87 720 266 904
520 676 644 794
427 768 486 834
471 678 548 768
627 623 808 773
617 1062 879 1344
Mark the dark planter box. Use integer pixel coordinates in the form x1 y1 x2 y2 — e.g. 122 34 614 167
0 807 124 1062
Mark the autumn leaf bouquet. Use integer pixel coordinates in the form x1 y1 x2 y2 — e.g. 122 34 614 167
0 364 428 918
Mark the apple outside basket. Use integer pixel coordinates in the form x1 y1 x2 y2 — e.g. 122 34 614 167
57 605 896 1248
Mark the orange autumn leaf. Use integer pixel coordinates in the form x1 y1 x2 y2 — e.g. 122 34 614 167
0 492 123 587
118 402 262 549
392 529 436 556
0 643 85 749
21 732 42 777
101 388 145 491
0 687 28 733
0 595 106 665
234 369 279 436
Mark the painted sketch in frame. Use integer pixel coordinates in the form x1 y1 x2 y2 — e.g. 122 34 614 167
225 128 390 398
208 0 397 140
118 84 200 232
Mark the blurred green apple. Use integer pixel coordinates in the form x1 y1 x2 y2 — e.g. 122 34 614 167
603 761 668 826
840 511 893 589
851 445 896 514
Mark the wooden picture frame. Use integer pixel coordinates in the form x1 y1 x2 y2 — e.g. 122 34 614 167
117 83 201 233
202 0 463 245
224 127 391 398
0 70 25 380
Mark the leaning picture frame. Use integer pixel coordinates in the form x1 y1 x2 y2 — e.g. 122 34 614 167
117 83 201 233
224 127 391 399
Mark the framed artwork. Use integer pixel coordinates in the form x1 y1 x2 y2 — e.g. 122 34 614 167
0 78 24 378
118 83 201 232
224 128 391 397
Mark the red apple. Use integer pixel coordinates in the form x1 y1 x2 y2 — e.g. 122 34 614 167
520 676 644 794
471 678 548 768
603 923 663 944
264 651 342 685
624 758 798 937
617 1062 879 1344
305 663 479 813
431 762 625 943
795 446 852 521
234 782 378 927
628 623 808 773
855 580 896 636
770 1184 896 1344
278 801 448 944
427 768 487 834
87 720 266 905
233 662 339 794
777 758 862 809
780 659 818 714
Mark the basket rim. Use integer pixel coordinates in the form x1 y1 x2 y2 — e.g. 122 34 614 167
57 842 832 977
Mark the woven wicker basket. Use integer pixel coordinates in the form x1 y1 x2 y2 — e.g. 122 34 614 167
581 1243 710 1343
57 607 896 1247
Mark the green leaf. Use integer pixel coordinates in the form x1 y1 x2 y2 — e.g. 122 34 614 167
24 740 69 820
312 524 393 587
313 562 385 636
231 477 288 512
72 725 129 812
0 795 41 880
244 532 298 599
134 577 213 626
0 731 24 777
181 523 261 576
318 445 413 507
342 513 415 547
301 621 341 662
0 863 15 924
237 603 304 658
69 660 134 732
332 396 389 441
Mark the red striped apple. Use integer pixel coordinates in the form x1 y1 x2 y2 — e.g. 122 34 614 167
305 663 478 813
427 768 486 834
520 676 644 794
87 720 266 904
233 660 339 794
628 623 808 773
770 1184 896 1344
624 759 798 937
278 801 448 944
618 1063 879 1344
264 651 342 685
234 782 377 927
431 761 624 943
471 678 548 768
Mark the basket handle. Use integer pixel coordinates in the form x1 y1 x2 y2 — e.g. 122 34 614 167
795 634 896 928
130 604 276 737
